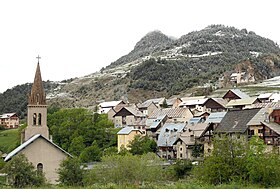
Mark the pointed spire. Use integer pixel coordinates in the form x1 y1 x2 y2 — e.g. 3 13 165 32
28 62 46 105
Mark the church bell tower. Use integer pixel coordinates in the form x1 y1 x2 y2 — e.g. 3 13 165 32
22 56 49 143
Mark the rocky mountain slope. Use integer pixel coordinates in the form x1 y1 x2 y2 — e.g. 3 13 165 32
1 25 280 117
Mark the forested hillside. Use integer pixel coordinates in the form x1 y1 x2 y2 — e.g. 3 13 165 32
1 25 280 117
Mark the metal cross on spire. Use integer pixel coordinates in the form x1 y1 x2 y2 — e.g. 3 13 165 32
36 55 41 63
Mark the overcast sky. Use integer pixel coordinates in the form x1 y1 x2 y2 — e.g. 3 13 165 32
0 0 279 92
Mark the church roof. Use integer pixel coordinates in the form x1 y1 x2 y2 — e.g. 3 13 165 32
28 63 46 105
4 134 72 162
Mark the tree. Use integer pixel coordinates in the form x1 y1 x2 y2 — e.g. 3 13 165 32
68 136 85 157
79 141 101 162
4 154 45 188
246 136 280 187
193 135 247 185
48 108 115 154
128 135 157 155
168 159 193 180
57 157 83 186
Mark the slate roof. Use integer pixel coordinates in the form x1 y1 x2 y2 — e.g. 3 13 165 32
258 93 273 99
117 127 142 135
180 96 206 102
261 121 280 135
211 98 228 107
215 108 260 133
179 122 210 145
270 93 280 102
149 107 191 119
4 134 72 162
205 112 227 124
99 100 124 108
226 97 258 107
166 98 181 106
0 113 17 119
157 123 185 147
149 115 167 129
247 108 268 126
224 89 250 99
137 100 155 109
179 98 208 107
253 102 280 108
124 107 146 117
144 98 165 105
189 117 205 124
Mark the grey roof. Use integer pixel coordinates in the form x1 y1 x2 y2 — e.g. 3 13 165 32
227 89 250 99
117 127 142 135
189 117 204 124
205 112 227 124
261 121 280 135
0 113 17 119
253 102 280 109
226 97 258 107
215 108 260 133
123 107 146 117
149 115 167 129
4 134 72 162
211 98 228 107
141 98 165 106
149 107 191 119
166 98 181 106
247 108 268 126
137 101 155 109
99 100 124 108
179 122 210 145
157 123 185 147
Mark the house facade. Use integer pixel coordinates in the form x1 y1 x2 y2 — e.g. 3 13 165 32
117 127 143 151
113 107 146 128
0 113 19 129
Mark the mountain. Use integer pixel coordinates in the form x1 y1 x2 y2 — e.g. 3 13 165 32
1 25 280 117
107 30 174 68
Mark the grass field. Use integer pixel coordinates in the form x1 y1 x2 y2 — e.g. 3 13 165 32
0 128 20 153
3 183 279 189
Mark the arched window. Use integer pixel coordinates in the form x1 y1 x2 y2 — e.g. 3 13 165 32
37 163 43 173
33 113 37 125
38 113 42 125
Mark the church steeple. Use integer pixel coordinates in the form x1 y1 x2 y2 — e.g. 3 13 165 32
23 56 49 143
28 62 46 105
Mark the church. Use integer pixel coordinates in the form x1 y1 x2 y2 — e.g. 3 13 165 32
4 58 71 184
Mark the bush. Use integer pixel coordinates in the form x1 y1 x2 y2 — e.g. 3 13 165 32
4 154 45 188
57 157 84 186
83 153 164 186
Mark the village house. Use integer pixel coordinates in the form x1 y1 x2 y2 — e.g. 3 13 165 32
203 98 227 112
149 107 193 123
166 97 182 108
0 113 19 129
142 97 166 108
157 122 185 159
226 97 260 110
230 72 255 85
4 61 71 184
146 115 168 141
257 93 280 103
222 89 250 101
137 101 158 116
98 100 126 114
117 127 144 151
215 108 261 139
113 106 146 128
179 97 208 112
173 111 226 160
